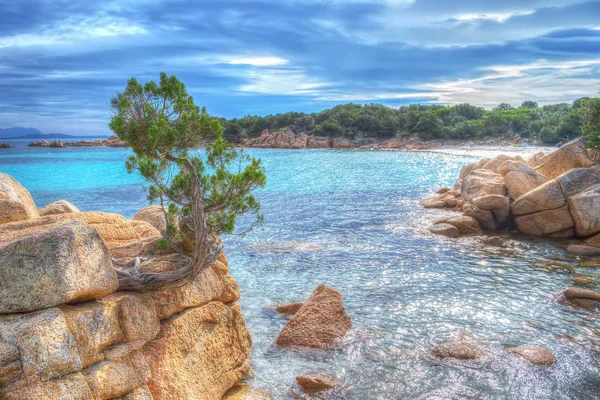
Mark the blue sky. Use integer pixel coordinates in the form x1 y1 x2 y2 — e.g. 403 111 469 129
1 0 600 135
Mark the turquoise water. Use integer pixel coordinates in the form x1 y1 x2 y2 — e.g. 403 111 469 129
1 146 599 399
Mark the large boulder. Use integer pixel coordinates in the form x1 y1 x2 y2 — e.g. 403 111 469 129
133 205 169 233
39 200 80 216
524 152 545 168
514 205 574 236
276 284 351 349
0 173 39 224
461 170 506 203
462 204 496 231
482 155 523 173
511 180 566 216
557 287 600 310
0 212 160 249
535 138 597 179
566 184 600 237
556 166 600 198
499 161 549 199
0 221 118 314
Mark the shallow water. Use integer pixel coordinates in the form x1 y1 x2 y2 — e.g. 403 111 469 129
1 146 599 399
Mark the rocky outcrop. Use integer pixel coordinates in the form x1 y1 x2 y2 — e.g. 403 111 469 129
296 375 340 393
39 200 80 216
0 173 39 224
133 205 168 233
0 175 251 399
28 136 128 148
28 140 67 148
0 143 13 149
423 139 600 252
276 284 351 349
244 128 357 150
275 302 304 315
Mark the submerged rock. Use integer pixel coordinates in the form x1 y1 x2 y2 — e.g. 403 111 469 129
508 347 556 366
557 287 600 310
438 215 482 235
481 236 504 247
0 221 118 314
0 172 39 224
296 375 340 393
432 341 483 360
276 284 351 349
428 223 461 238
275 302 304 315
39 200 80 216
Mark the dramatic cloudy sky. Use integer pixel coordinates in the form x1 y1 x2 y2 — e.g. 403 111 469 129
1 0 600 135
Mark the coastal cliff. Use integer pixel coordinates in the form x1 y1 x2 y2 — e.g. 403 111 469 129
0 174 251 400
423 138 600 254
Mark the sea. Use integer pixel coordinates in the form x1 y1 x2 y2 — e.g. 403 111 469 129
1 139 599 399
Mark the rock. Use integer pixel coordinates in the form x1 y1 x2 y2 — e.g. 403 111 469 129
244 127 307 149
143 302 252 400
514 205 574 236
0 173 39 224
440 216 482 235
296 375 339 393
462 203 496 231
461 169 506 203
555 166 600 198
482 155 524 173
39 200 80 216
502 163 549 199
481 236 504 247
428 223 461 238
524 152 545 168
510 180 566 216
557 287 600 310
276 284 351 349
119 385 154 400
133 205 169 233
331 138 354 149
508 347 556 366
547 227 576 238
0 142 13 149
572 276 599 286
585 232 600 247
436 187 450 195
536 138 597 179
472 194 509 211
2 372 94 400
275 302 304 315
0 221 118 314
28 140 67 148
566 184 600 237
420 197 446 209
222 383 272 400
459 161 478 179
579 259 600 267
0 211 161 249
432 341 483 359
566 245 600 256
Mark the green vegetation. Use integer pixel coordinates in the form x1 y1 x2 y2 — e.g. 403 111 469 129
221 98 598 145
582 96 600 148
109 72 266 291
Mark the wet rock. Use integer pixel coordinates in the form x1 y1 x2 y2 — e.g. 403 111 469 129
572 276 599 286
511 180 566 216
535 138 597 179
555 165 600 198
579 259 600 268
508 347 556 366
275 302 304 315
566 245 600 256
461 169 506 203
566 184 600 237
432 341 483 359
428 223 461 238
276 284 351 349
481 236 504 247
440 216 482 235
0 221 118 314
501 162 549 199
557 287 600 310
514 205 574 236
39 200 80 216
296 375 340 393
0 173 39 224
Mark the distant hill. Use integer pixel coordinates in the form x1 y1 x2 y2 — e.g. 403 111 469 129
0 127 42 139
5 133 78 140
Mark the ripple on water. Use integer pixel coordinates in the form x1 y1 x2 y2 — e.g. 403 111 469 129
4 148 600 399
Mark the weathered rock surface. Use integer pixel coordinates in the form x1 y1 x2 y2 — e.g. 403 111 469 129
438 216 482 235
508 347 556 366
133 205 169 233
296 375 340 393
514 205 574 236
428 223 461 238
500 161 549 199
461 169 506 203
536 138 596 179
39 200 80 216
0 172 39 224
432 341 483 359
276 284 351 349
557 287 600 310
463 203 496 231
0 221 118 314
0 211 160 249
566 184 600 237
511 180 566 216
556 166 600 197
566 245 600 256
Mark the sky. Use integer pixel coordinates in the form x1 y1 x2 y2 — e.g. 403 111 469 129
1 0 600 135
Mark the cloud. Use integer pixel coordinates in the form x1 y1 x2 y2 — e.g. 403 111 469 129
227 56 289 66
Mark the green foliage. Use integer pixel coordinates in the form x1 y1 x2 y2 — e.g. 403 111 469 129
110 72 267 244
582 97 600 148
